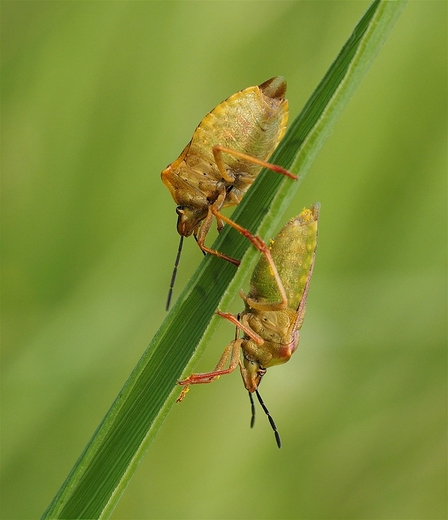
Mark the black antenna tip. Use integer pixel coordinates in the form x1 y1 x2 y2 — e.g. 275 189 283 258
255 389 282 449
275 432 282 449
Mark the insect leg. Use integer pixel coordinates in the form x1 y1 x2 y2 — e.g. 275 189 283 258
193 234 207 255
212 209 288 309
195 190 241 266
248 392 256 428
176 339 243 402
216 310 264 346
213 144 297 180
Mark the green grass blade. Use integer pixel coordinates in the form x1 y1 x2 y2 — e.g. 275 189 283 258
42 1 407 517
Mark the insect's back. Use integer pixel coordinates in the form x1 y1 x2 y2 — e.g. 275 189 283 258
249 205 319 310
178 77 288 203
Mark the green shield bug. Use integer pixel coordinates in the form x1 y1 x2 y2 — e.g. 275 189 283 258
161 77 297 309
177 204 320 447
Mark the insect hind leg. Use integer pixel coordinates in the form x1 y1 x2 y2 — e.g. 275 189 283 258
212 145 297 180
212 209 288 309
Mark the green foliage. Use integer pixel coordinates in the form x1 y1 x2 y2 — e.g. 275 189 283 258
2 1 445 519
38 2 407 517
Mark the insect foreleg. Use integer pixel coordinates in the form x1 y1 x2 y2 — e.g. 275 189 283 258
196 190 240 266
176 339 243 402
216 311 264 346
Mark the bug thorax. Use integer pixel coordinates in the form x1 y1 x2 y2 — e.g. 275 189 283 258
245 308 293 344
176 205 208 237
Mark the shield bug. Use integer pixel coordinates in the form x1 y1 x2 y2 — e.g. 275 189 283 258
177 204 320 447
162 76 297 309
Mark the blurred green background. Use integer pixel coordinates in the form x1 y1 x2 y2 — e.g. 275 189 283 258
1 2 446 519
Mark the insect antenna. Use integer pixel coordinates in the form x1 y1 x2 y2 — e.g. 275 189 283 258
166 235 184 311
254 389 282 448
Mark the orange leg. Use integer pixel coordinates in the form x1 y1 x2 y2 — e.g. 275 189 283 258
212 145 297 181
176 339 243 402
212 209 288 310
195 191 241 266
195 145 296 267
216 311 264 346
